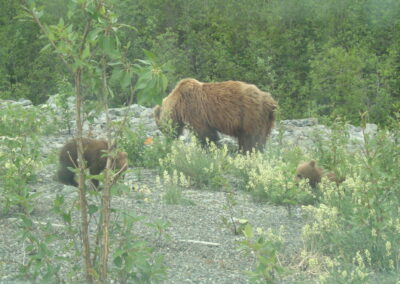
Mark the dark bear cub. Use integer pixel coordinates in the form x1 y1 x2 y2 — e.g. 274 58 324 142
57 138 128 188
295 160 344 188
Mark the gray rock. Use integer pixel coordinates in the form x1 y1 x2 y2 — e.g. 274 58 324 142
140 107 155 119
280 118 318 127
365 123 378 136
15 99 33 107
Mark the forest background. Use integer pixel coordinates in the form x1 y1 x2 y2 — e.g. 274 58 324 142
1 0 400 124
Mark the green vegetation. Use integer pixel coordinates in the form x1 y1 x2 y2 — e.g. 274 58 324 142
1 0 400 283
160 137 229 190
0 104 58 214
2 0 169 282
1 0 399 124
149 117 399 282
119 123 174 169
239 225 286 283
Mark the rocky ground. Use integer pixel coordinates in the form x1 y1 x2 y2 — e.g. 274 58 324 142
0 98 378 283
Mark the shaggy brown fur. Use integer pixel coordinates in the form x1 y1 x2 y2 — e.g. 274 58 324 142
154 78 277 152
295 160 344 188
57 138 128 188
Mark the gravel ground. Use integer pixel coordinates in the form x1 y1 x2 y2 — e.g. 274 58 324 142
0 162 308 284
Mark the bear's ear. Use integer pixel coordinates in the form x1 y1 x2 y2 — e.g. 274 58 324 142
309 160 316 167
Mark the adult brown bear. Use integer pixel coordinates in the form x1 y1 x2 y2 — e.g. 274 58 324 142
154 78 277 152
57 138 128 188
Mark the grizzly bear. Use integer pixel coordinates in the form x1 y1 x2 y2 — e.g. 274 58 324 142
295 160 344 188
57 138 128 188
154 78 277 152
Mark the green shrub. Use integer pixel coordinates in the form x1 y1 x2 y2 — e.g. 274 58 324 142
0 104 59 137
0 136 42 215
120 123 174 169
159 137 228 190
159 170 194 205
0 105 56 214
239 225 286 283
310 117 351 178
303 127 400 272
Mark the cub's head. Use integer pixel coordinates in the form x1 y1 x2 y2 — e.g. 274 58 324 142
295 160 323 188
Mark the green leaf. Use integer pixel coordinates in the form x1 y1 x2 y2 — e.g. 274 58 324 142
243 224 254 239
62 213 71 224
135 59 151 66
134 70 152 90
121 70 132 89
88 28 102 42
161 75 168 93
143 49 157 61
40 43 52 53
81 44 90 60
58 17 64 28
113 249 125 258
108 61 123 66
20 215 34 228
114 256 123 267
110 68 124 84
118 23 137 31
88 204 98 215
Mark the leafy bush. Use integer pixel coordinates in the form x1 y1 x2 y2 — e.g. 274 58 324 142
111 212 167 283
119 123 173 169
0 136 41 215
0 104 59 137
302 127 400 272
239 225 286 283
159 137 229 190
159 170 194 205
0 105 57 214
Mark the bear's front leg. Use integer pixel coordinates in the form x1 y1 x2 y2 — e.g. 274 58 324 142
197 128 219 147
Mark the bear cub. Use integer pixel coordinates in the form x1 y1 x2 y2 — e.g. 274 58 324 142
295 160 343 188
57 138 128 188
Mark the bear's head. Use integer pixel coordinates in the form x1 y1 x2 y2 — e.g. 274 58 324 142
153 104 183 138
295 160 323 188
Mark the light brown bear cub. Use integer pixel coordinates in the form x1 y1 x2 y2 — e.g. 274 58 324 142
154 78 277 152
295 160 343 188
57 138 128 188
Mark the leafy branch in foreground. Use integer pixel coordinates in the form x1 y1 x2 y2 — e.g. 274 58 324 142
20 1 167 282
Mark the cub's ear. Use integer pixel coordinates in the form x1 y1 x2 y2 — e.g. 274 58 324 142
153 105 161 119
309 160 316 167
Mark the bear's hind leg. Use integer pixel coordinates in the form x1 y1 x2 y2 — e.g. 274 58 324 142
57 167 78 187
238 134 257 153
254 135 267 152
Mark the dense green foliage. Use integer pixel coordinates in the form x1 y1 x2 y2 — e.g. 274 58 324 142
1 0 399 123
